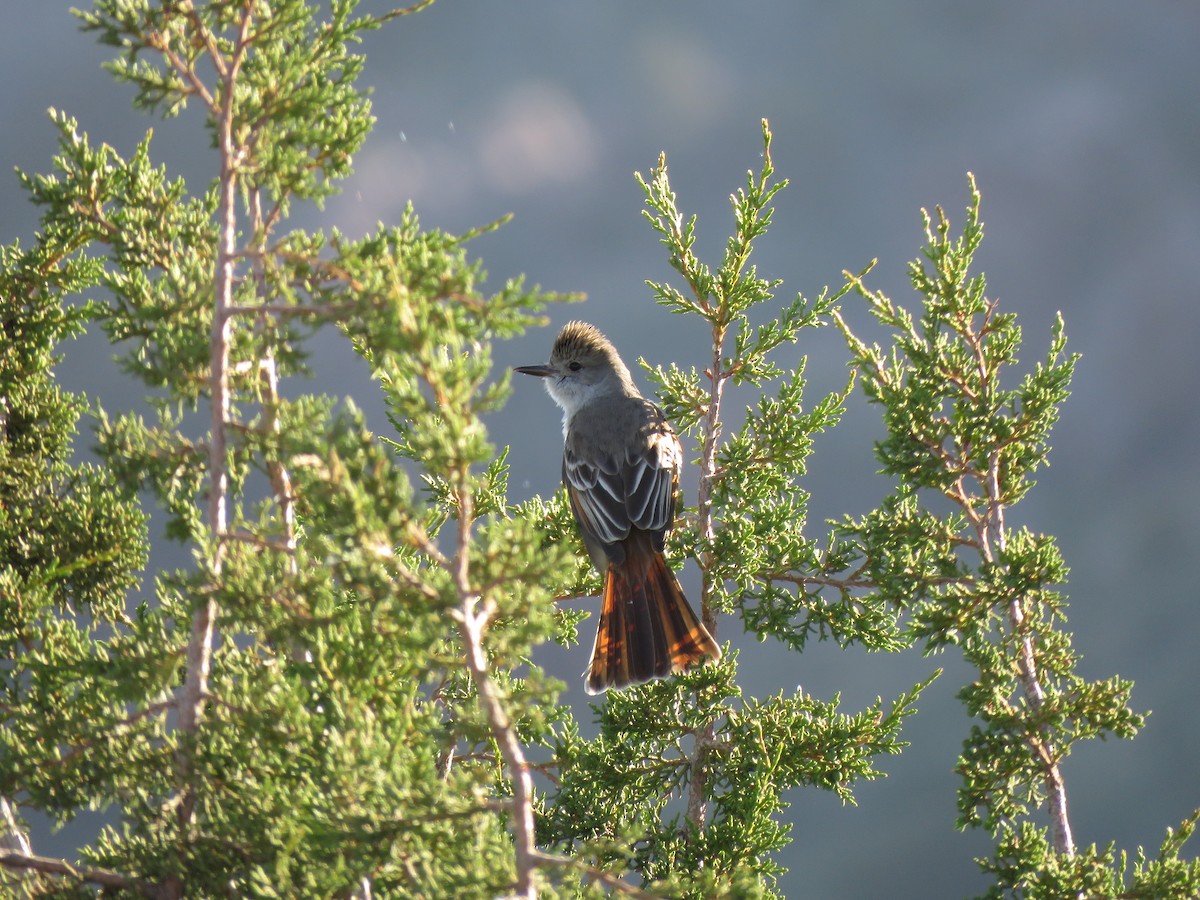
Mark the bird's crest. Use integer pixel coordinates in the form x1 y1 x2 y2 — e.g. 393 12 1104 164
552 321 617 365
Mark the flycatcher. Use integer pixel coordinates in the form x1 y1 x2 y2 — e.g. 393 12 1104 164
515 321 720 693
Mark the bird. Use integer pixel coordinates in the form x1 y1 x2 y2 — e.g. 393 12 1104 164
515 320 720 693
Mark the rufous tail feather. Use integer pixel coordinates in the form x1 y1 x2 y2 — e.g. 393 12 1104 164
585 541 720 694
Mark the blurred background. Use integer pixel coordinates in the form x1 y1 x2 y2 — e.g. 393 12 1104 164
3 3 1198 896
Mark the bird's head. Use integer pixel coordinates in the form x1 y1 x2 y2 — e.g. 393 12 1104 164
515 321 635 416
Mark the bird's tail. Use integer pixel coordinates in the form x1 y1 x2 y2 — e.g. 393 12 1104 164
585 535 720 695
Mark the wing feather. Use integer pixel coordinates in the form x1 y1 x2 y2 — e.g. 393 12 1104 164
563 399 682 558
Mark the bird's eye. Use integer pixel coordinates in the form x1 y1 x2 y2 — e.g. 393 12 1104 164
568 361 583 371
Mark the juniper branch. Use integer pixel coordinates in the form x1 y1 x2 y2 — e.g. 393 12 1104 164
0 851 160 898
175 1 254 850
447 479 539 899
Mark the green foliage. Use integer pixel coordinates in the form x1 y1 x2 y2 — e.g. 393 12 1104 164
976 813 1200 900
835 175 1198 897
535 120 936 897
542 658 933 898
637 122 902 656
1 3 1195 898
0 158 150 895
4 1 574 896
22 116 221 399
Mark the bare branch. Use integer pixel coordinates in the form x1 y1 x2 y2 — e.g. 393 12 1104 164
687 301 729 834
0 851 160 897
173 1 256 858
0 798 30 856
377 0 441 23
967 324 1075 859
148 37 216 111
449 483 540 898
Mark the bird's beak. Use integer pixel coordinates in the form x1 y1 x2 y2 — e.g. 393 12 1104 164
514 364 554 378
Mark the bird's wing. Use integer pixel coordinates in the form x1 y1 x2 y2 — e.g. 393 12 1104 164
563 404 681 552
563 447 629 548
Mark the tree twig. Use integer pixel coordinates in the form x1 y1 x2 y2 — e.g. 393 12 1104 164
0 798 30 856
986 452 1074 857
964 317 1075 858
0 850 160 897
173 0 255 859
447 479 540 898
377 0 440 22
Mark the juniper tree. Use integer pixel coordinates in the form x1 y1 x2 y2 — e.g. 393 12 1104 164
2 3 1195 899
533 121 933 897
0 2 928 891
835 176 1200 899
0 175 149 897
1 1 572 896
